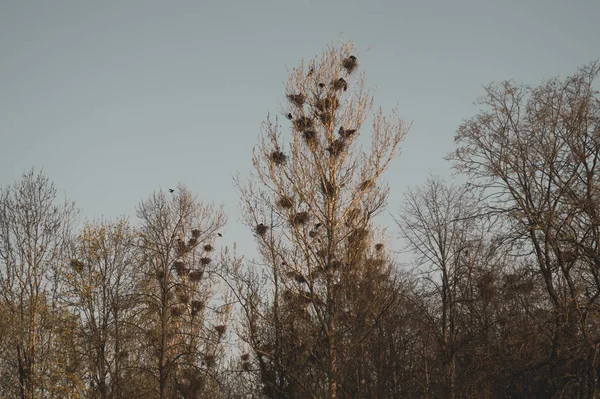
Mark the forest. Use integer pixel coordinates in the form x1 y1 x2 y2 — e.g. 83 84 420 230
1 41 600 399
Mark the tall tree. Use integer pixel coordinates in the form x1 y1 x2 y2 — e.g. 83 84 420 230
0 169 77 398
450 61 600 397
136 186 227 398
234 41 409 399
63 218 139 398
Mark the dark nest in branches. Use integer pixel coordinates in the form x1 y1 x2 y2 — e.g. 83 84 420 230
175 239 187 256
333 78 348 91
342 55 358 73
270 150 287 166
375 243 384 252
348 228 369 246
315 96 340 113
359 179 374 191
173 261 187 276
203 244 214 252
320 180 336 197
293 116 314 132
200 257 212 266
155 269 165 280
241 353 250 361
339 127 357 138
286 270 307 284
255 223 269 236
287 93 305 107
179 293 190 304
277 195 294 209
171 306 184 318
302 130 317 146
187 237 197 247
290 211 309 226
204 354 216 368
326 139 346 158
191 228 201 239
191 300 204 316
215 325 227 336
70 259 84 273
189 269 204 282
309 230 318 238
318 112 334 126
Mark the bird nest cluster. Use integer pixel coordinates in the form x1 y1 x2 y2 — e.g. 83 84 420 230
255 223 269 236
287 93 305 107
277 195 294 209
270 150 287 166
342 55 358 73
203 244 214 252
290 211 309 226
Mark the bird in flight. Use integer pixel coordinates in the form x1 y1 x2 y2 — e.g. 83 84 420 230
218 233 223 237
169 189 175 193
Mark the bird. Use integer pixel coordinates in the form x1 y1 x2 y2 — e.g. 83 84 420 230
286 113 293 120
315 223 322 229
169 189 175 193
217 233 222 237
318 83 325 88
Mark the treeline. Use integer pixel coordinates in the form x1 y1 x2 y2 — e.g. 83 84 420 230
1 42 599 399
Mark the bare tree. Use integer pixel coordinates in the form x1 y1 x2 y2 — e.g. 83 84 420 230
136 186 227 398
62 218 139 398
234 41 409 399
0 169 77 398
449 61 600 397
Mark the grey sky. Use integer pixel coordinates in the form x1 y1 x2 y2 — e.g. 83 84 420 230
1 0 598 258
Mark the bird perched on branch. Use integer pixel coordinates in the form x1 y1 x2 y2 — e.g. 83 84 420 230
169 189 175 193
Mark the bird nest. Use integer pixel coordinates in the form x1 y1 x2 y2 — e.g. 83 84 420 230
315 96 339 112
339 127 357 138
359 179 374 191
290 211 309 226
173 261 187 276
70 259 84 273
348 228 369 245
320 180 336 197
203 244 214 252
255 223 269 236
375 243 384 251
293 116 314 132
270 150 287 166
332 78 348 91
287 93 305 107
215 325 227 336
179 293 190 304
342 55 358 73
302 130 317 146
191 300 204 312
326 139 345 158
277 195 294 209
191 228 201 238
200 257 212 266
318 112 334 126
189 269 204 282
171 306 183 318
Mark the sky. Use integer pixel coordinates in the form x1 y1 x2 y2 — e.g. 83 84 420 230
1 0 599 260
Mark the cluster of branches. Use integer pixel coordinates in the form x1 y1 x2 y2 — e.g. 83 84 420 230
1 41 599 399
